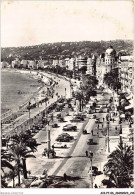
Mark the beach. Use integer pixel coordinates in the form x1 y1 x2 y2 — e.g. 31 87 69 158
1 69 45 114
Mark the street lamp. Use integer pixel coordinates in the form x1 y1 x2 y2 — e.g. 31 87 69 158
107 121 110 153
27 101 31 119
65 88 66 99
88 151 93 188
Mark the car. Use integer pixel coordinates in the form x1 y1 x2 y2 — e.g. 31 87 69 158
58 117 64 122
86 109 94 114
74 113 86 118
63 124 77 131
71 116 84 122
56 113 61 119
56 133 74 142
82 129 87 134
52 123 58 128
88 166 98 176
70 117 82 122
87 139 93 145
92 115 96 119
53 143 67 148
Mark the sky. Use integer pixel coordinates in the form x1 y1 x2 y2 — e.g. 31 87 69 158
1 1 134 47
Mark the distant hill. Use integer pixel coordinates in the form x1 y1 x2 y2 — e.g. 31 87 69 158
1 40 133 63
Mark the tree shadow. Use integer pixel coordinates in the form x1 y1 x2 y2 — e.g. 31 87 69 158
46 175 83 188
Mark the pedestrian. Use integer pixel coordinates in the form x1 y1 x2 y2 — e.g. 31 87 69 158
102 123 103 128
115 126 117 131
91 130 93 136
86 150 88 157
64 173 67 181
103 117 104 122
94 184 98 188
47 151 49 159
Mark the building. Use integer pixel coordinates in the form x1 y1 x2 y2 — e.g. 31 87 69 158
65 58 70 69
1 61 9 68
12 58 21 68
68 58 75 71
52 59 59 67
20 60 29 68
76 55 87 69
86 54 96 76
38 60 49 69
59 59 66 68
118 55 134 95
28 60 37 69
97 46 117 85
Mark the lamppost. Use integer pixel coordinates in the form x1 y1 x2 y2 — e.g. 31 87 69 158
27 101 31 119
88 151 93 188
107 121 110 153
65 88 66 99
106 110 111 153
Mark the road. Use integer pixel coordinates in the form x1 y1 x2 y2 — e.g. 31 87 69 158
25 89 111 188
2 72 71 137
48 91 110 188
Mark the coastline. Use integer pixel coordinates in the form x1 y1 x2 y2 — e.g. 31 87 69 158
1 68 51 118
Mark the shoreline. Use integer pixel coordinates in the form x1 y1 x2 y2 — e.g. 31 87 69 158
1 68 51 118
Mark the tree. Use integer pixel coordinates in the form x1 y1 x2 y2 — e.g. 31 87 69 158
104 68 121 92
1 149 15 188
11 132 38 152
103 144 133 188
9 143 36 185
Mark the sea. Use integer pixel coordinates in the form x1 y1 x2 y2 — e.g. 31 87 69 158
1 70 41 114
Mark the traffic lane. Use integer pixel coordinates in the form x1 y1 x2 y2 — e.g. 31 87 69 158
55 118 96 177
26 114 86 176
55 98 109 177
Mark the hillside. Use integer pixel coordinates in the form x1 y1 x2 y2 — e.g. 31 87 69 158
1 40 133 63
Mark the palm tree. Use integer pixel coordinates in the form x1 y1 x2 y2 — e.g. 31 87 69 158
103 143 133 188
10 132 38 152
1 149 14 188
1 149 14 172
9 143 36 185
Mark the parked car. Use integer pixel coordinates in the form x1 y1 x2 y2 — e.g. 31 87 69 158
82 129 87 134
92 115 96 119
88 166 98 176
70 117 82 122
63 124 77 131
70 115 84 122
56 113 61 119
58 117 64 122
52 123 58 128
56 133 74 142
87 138 94 145
53 142 67 148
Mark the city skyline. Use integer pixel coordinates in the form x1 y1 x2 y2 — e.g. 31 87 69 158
1 1 134 47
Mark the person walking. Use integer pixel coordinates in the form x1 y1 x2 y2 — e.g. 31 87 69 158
102 123 103 128
64 173 67 181
103 117 104 122
86 150 88 157
91 129 93 136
